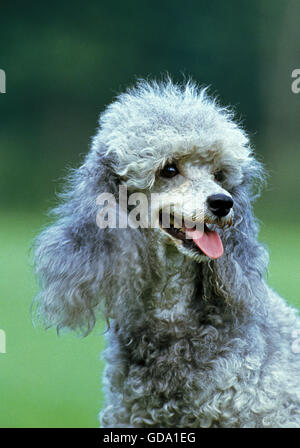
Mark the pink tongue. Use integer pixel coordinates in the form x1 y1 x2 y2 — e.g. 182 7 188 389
185 228 224 259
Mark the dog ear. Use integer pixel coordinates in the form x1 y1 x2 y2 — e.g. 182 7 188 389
33 147 120 334
203 157 269 314
33 144 154 334
226 157 268 275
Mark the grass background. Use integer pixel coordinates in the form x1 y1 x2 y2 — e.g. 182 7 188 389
0 207 299 427
0 212 105 427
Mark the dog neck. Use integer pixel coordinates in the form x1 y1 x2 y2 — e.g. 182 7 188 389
149 244 199 319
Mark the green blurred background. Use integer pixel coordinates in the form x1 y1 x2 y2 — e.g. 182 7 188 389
0 0 299 427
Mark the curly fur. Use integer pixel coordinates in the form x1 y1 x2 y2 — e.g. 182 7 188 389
33 79 300 427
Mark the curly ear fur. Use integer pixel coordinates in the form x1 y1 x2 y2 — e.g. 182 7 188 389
33 145 154 333
203 157 269 317
33 148 108 332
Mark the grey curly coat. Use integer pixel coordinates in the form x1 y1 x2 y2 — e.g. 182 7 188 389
34 80 300 428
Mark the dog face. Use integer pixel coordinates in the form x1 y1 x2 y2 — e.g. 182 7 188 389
119 146 240 263
149 150 235 262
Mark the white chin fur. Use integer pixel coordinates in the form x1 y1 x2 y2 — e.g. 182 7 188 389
177 244 208 263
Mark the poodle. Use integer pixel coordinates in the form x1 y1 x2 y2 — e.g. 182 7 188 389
33 79 300 428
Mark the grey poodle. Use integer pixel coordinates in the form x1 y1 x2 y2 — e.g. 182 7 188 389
34 79 300 427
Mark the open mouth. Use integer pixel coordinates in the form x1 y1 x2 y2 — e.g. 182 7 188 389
159 211 224 259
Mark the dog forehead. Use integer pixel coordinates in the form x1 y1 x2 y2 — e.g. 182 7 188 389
178 153 212 177
96 83 253 189
99 87 246 159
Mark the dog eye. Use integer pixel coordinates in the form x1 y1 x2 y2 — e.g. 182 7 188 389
160 163 179 178
214 170 225 183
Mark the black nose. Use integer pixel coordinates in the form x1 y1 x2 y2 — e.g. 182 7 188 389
207 194 233 218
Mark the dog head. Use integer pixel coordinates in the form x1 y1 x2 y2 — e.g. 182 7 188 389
33 79 267 332
96 80 260 263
